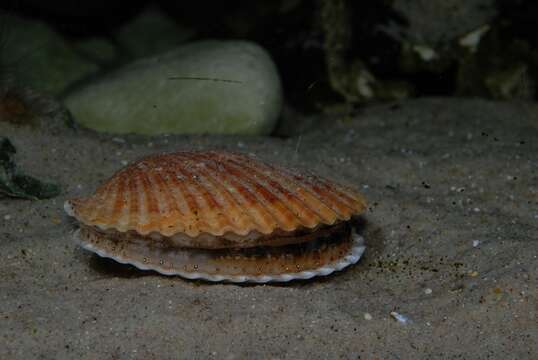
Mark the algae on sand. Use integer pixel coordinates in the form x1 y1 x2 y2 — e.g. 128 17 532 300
0 137 60 200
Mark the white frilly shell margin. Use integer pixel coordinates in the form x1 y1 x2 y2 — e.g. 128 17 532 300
74 229 366 283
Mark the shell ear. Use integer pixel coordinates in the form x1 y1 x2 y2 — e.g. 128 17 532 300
64 200 76 217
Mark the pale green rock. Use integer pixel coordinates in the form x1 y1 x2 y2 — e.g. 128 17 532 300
63 40 283 135
0 14 99 96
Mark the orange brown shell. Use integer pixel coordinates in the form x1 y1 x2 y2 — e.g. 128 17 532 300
65 150 367 248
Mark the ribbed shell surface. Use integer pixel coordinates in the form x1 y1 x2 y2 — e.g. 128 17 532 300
66 151 367 241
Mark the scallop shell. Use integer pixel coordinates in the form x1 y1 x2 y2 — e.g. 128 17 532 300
65 150 367 282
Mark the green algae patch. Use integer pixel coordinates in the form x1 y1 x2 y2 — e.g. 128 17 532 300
0 137 60 200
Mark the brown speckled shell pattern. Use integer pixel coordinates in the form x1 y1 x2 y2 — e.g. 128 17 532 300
67 151 367 242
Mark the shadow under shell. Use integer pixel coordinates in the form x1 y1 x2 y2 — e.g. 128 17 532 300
74 222 365 283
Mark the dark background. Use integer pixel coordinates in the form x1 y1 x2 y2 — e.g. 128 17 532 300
2 0 538 112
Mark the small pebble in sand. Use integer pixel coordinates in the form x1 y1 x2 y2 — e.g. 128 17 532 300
390 311 411 324
468 271 479 277
424 288 432 295
473 240 480 247
473 207 480 212
3 214 11 220
121 160 129 166
364 313 373 320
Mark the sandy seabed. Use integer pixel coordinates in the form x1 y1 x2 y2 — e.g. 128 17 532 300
1 98 536 359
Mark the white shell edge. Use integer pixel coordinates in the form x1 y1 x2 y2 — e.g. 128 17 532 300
64 201 75 217
74 229 366 283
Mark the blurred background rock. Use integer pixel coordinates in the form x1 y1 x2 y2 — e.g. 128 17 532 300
1 0 537 135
